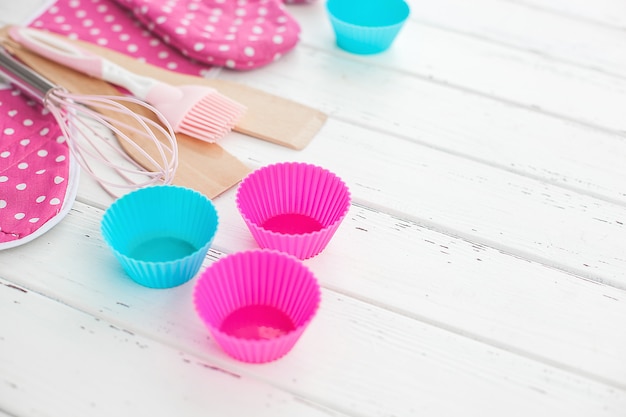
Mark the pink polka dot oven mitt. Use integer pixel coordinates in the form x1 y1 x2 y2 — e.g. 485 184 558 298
0 87 79 250
112 0 302 70
31 0 211 77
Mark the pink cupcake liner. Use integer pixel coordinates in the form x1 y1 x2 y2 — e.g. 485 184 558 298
194 249 321 363
236 162 351 259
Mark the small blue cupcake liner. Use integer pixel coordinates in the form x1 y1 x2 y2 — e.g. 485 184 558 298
326 0 410 54
101 185 219 289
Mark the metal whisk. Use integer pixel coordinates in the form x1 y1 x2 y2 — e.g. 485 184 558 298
0 46 178 196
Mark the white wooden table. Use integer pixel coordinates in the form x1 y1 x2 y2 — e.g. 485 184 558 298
2 0 626 416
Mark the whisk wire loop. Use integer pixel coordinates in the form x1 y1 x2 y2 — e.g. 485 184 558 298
0 46 179 197
43 87 179 196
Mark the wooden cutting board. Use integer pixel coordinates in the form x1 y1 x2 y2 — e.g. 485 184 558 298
0 29 252 199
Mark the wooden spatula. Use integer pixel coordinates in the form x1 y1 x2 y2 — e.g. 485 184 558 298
13 28 327 150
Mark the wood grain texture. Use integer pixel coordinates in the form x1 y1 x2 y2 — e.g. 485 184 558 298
494 0 626 30
408 0 626 76
1 204 625 416
1 0 626 416
214 117 626 288
216 38 626 203
0 277 344 417
287 2 626 133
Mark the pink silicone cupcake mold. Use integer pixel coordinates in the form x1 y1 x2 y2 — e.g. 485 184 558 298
193 249 321 363
236 162 351 259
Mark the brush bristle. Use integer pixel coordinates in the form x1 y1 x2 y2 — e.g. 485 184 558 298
177 93 246 142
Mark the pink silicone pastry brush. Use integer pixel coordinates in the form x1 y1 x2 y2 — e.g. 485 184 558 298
10 26 246 143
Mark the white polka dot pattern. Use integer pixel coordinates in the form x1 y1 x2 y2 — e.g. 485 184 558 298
31 0 210 76
112 0 301 70
0 88 70 244
31 0 302 72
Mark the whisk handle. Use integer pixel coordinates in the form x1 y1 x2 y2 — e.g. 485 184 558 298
10 26 105 79
0 46 56 103
11 26 158 100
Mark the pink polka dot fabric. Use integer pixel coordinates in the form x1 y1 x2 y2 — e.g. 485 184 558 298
112 0 301 70
30 0 304 72
30 0 212 76
0 87 79 250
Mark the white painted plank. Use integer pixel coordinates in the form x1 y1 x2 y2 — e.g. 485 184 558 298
0 279 343 417
2 252 626 416
214 191 626 388
212 44 626 206
13 0 625 272
286 1 626 133
219 118 626 287
22 0 623 211
65 38 626 291
500 0 626 29
1 199 625 397
403 0 626 75
75 114 626 288
41 1 626 386
1 1 624 416
0 0 53 26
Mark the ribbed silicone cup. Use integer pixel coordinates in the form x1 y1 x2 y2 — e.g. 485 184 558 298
101 185 219 289
194 249 321 363
326 0 410 54
236 162 351 259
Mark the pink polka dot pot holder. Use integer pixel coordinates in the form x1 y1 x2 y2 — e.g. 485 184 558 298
112 0 302 70
0 87 79 250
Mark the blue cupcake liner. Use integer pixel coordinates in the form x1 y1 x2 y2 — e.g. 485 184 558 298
326 0 410 54
101 185 219 289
